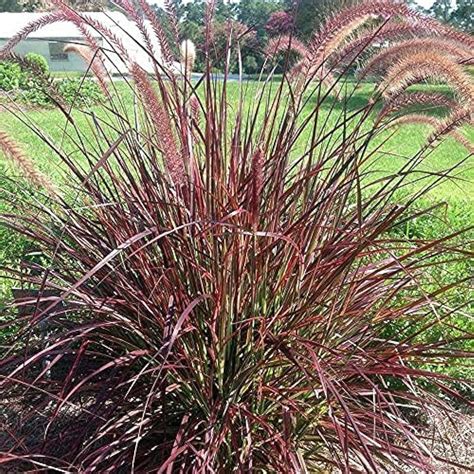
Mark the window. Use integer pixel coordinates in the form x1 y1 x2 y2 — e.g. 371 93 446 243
48 42 68 61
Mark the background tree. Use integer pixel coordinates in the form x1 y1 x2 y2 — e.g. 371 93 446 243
0 0 44 11
24 0 461 72
236 0 282 73
450 0 473 31
0 0 22 11
215 0 238 22
71 0 110 11
265 10 294 36
151 0 283 74
428 0 452 23
237 0 283 35
425 0 473 31
284 0 361 40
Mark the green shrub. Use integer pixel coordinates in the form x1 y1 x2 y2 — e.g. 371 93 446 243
0 61 24 91
17 86 50 106
0 54 48 95
0 58 102 107
56 77 102 106
24 52 49 75
243 55 258 74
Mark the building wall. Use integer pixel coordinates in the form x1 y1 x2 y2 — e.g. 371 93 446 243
1 36 180 75
0 38 91 72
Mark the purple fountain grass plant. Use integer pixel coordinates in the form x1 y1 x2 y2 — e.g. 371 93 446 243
0 1 472 472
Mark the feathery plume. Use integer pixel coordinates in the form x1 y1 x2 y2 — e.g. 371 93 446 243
250 148 264 225
361 38 473 80
435 20 474 51
380 52 474 104
190 96 200 125
164 0 180 45
0 12 63 60
308 1 416 66
449 130 474 154
307 15 369 77
115 0 174 76
0 131 58 197
136 0 176 66
180 40 196 81
333 21 422 66
390 113 439 129
0 7 130 71
115 0 158 59
204 0 217 47
265 35 308 58
63 44 109 93
428 107 474 150
52 2 130 59
130 63 185 186
316 0 473 50
335 15 473 69
378 92 457 121
305 0 474 79
78 13 129 59
46 2 113 77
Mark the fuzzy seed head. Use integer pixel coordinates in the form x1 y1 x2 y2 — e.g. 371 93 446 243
378 92 457 121
63 43 109 93
361 38 473 80
130 63 185 186
0 131 58 197
265 35 308 58
380 52 474 104
389 112 474 154
181 40 196 80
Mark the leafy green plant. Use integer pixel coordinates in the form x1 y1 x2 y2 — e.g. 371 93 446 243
0 61 23 91
56 77 103 106
0 53 101 107
243 54 258 74
24 52 49 75
0 1 472 472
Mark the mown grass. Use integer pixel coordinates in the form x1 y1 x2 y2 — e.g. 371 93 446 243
1 79 473 316
1 80 472 196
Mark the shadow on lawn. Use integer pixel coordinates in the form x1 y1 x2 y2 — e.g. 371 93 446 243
309 81 456 118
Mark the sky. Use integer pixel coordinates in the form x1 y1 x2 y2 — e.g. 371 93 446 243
415 0 435 7
150 0 437 8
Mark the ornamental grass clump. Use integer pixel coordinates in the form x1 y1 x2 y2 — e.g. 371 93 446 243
0 1 473 472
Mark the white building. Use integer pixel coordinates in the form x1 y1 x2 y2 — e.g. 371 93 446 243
0 11 179 74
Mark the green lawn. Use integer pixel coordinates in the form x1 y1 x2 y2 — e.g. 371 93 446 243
1 80 473 199
1 80 473 300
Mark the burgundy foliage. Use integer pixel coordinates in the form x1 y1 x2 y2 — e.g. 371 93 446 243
266 10 294 36
0 1 472 472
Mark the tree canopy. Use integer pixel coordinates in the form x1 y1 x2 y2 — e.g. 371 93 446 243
428 0 473 32
1 0 471 70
